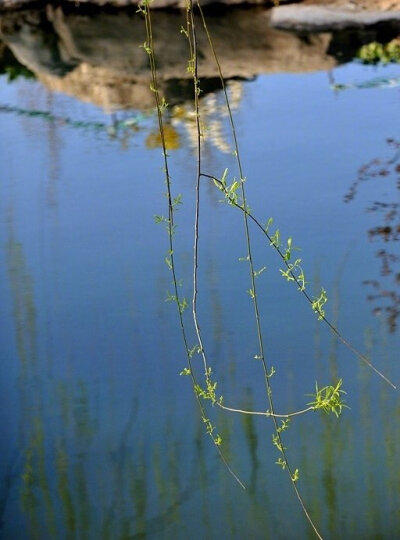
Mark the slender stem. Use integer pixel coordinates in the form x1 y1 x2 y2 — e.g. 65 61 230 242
172 1 246 489
201 172 396 390
141 2 245 491
187 3 208 376
218 403 315 418
196 7 325 539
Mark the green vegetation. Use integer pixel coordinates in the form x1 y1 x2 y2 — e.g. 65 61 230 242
138 2 397 538
357 38 400 64
307 379 348 418
0 59 35 81
4 65 35 81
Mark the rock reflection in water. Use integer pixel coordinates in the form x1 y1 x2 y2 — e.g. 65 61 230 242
2 5 399 155
1 5 398 111
0 4 345 110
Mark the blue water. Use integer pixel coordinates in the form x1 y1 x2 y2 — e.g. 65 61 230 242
1 53 400 540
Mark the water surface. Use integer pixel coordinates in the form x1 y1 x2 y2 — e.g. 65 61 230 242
1 7 400 540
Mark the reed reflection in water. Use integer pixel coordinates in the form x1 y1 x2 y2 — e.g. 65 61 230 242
0 8 400 539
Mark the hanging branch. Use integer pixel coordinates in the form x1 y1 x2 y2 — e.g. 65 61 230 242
140 2 396 539
193 3 325 538
139 0 245 490
201 171 397 390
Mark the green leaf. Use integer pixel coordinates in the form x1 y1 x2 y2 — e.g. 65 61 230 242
307 379 348 417
254 266 267 278
221 168 228 187
292 469 300 482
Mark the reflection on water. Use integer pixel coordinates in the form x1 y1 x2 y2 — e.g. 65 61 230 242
1 6 400 539
0 5 330 109
1 4 399 110
0 81 243 153
345 139 400 333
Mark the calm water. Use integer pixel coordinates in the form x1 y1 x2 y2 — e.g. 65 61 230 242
1 8 400 539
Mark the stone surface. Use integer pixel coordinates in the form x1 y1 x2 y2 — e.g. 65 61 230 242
1 6 338 109
302 0 400 11
1 2 399 110
0 0 399 11
0 0 268 9
271 4 400 31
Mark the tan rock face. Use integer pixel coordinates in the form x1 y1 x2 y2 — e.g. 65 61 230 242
0 0 399 10
302 0 400 11
271 4 400 31
1 3 398 110
1 0 399 10
0 0 269 9
1 6 337 110
38 63 159 110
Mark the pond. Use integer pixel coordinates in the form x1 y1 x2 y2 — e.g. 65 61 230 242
0 5 400 540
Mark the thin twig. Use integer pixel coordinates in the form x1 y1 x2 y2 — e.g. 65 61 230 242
218 403 315 418
141 0 245 490
196 4 325 539
201 172 397 390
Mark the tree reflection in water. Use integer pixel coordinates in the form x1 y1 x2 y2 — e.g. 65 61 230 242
345 138 400 333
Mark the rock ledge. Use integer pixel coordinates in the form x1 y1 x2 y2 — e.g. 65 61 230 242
271 5 400 32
